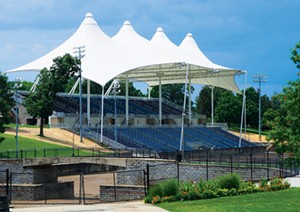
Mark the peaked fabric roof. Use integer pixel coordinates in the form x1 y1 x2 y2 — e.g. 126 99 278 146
6 13 243 93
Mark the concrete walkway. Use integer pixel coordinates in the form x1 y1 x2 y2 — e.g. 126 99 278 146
10 201 168 212
285 175 300 187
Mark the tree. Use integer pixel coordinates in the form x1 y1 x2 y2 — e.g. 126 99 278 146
0 74 14 143
268 42 300 165
24 54 80 136
291 42 300 70
268 80 300 164
215 90 241 126
8 80 34 91
195 85 224 118
150 84 194 108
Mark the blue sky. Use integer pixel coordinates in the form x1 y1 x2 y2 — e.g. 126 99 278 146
0 0 299 97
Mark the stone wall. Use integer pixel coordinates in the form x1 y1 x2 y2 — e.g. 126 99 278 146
99 185 145 202
0 182 74 200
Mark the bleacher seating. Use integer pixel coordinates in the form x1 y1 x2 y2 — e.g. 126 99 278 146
53 94 183 116
51 93 257 152
89 126 256 152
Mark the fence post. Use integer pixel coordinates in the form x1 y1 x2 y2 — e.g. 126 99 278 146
44 175 47 204
250 153 253 182
206 151 209 181
113 172 117 201
146 164 150 195
177 162 180 184
6 169 9 196
79 173 82 204
267 150 270 181
230 155 233 175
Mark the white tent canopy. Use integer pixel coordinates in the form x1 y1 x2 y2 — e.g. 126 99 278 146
6 12 243 93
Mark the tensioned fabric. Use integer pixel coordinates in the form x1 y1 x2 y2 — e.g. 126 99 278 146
6 13 243 93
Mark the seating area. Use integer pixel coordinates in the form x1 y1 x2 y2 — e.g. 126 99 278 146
53 94 182 116
90 126 256 152
51 93 256 152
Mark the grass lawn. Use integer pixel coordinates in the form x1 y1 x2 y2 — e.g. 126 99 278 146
158 188 300 212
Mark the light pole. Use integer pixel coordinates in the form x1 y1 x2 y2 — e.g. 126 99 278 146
74 46 85 143
253 73 267 141
14 77 22 158
112 80 120 143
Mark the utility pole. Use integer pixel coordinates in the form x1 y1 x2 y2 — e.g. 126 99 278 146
74 46 85 143
253 73 267 141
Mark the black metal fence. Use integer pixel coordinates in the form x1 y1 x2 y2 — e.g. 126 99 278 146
0 147 156 159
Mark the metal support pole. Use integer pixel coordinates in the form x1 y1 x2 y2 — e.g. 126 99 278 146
74 46 85 143
180 63 189 157
100 87 104 142
188 78 192 124
239 71 247 148
159 76 162 126
14 77 22 158
210 86 214 126
125 75 129 125
87 79 91 126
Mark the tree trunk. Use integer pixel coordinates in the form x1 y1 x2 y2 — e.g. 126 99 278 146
39 117 44 137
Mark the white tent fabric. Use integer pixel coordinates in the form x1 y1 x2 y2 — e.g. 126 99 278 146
6 13 243 93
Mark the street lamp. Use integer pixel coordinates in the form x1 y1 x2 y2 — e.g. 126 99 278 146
253 73 267 141
112 80 120 143
14 77 22 158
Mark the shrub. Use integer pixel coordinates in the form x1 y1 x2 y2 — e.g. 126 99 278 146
259 178 268 188
160 179 179 197
148 184 163 197
218 173 241 189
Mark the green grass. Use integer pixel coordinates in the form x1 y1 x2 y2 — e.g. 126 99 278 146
158 188 300 212
230 126 270 136
4 123 39 129
0 133 108 158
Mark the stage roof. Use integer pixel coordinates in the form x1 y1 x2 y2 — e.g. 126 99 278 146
6 13 244 93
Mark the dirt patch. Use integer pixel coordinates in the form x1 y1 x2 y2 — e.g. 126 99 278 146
5 127 105 149
229 131 272 143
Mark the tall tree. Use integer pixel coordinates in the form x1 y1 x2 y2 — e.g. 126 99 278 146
0 74 14 143
195 85 224 118
268 42 300 165
215 90 241 126
150 84 194 108
24 54 80 136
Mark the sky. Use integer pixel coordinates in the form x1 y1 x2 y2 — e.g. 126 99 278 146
0 0 299 98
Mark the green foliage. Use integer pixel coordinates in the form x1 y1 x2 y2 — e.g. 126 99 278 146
215 90 241 126
148 184 163 197
291 42 300 70
160 179 179 197
217 173 241 189
151 84 194 108
0 73 14 143
24 54 80 137
148 179 179 198
195 85 224 118
267 79 300 165
145 176 290 205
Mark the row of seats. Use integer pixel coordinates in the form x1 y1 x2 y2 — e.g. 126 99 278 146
90 126 256 152
54 94 182 116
